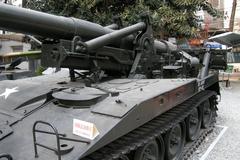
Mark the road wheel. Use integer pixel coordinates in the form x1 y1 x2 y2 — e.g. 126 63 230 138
134 139 162 160
185 107 202 141
164 122 186 160
201 100 213 128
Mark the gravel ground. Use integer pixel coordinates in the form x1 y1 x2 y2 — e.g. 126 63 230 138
192 81 240 160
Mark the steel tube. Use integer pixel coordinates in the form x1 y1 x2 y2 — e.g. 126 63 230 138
104 24 119 29
200 51 211 79
85 22 146 51
0 3 112 39
154 40 178 53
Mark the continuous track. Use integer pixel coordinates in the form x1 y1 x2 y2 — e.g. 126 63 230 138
182 125 214 160
83 90 217 160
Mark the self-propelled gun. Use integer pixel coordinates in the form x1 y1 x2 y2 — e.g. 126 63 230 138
0 3 226 160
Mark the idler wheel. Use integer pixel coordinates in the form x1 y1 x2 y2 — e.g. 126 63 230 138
201 99 213 128
185 107 202 141
134 139 163 160
164 122 186 160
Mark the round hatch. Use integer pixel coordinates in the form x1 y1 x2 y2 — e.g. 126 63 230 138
52 87 107 108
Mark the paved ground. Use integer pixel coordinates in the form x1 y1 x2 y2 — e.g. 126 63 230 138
204 81 240 160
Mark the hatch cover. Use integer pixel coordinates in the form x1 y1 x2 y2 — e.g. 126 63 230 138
52 87 107 108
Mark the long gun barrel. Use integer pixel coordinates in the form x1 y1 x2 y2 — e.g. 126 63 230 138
0 3 112 40
0 3 178 53
0 3 190 79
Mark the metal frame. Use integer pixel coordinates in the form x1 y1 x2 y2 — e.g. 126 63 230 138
33 121 90 160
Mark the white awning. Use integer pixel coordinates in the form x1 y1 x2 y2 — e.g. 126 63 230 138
209 32 240 47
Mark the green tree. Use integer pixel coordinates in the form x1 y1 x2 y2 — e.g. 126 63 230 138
24 0 221 37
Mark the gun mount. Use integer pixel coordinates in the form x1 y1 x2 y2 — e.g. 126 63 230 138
0 3 227 160
0 3 197 82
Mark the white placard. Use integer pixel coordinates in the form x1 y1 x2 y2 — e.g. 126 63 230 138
73 119 99 140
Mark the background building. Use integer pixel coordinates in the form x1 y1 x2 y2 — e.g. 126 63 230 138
0 34 31 55
223 0 233 29
233 0 240 32
205 0 225 32
196 0 227 39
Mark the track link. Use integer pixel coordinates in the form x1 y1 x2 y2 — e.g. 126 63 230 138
82 90 217 160
182 126 214 160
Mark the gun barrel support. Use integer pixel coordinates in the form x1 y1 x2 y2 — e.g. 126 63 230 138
200 51 211 79
84 22 146 52
154 40 178 53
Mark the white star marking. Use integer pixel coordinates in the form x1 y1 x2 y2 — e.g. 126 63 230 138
0 87 19 99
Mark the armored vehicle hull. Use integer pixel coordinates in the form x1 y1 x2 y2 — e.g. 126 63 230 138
0 3 224 160
0 71 219 160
